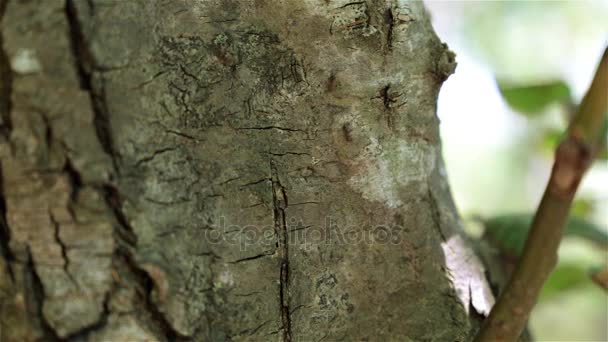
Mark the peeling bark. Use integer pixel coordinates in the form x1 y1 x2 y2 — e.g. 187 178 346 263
0 0 493 341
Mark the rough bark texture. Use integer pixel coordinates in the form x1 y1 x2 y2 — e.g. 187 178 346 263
0 0 494 341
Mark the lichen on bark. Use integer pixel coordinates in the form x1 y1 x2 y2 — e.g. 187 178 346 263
0 0 493 341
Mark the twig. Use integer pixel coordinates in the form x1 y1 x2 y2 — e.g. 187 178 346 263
591 267 608 291
475 47 608 342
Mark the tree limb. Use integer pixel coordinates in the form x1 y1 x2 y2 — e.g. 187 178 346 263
475 46 608 342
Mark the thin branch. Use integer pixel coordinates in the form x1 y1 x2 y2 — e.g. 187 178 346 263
475 47 608 342
591 267 608 291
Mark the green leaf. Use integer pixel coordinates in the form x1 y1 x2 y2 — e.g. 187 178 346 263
482 213 608 257
539 263 589 300
540 128 564 153
497 80 572 116
567 216 608 244
571 198 595 218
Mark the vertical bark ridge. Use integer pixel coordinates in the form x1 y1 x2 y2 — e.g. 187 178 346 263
63 2 190 339
65 0 119 173
26 248 62 342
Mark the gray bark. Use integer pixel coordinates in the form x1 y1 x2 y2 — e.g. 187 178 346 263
0 0 494 341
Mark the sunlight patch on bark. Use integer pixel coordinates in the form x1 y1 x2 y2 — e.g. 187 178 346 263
10 48 42 74
441 234 495 316
349 139 436 208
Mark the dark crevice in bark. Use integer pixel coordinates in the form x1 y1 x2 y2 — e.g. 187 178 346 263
63 294 110 341
0 6 14 282
230 250 275 264
229 320 271 339
380 84 391 109
28 245 111 341
0 0 12 136
135 146 179 167
0 164 14 281
65 0 119 173
342 122 353 142
64 158 83 202
65 0 92 90
90 80 118 172
0 0 10 259
102 185 137 246
39 113 55 149
103 185 189 341
270 161 292 342
115 250 190 342
236 125 304 133
379 84 394 130
65 2 185 338
338 1 366 9
26 248 61 342
49 211 76 286
384 7 394 52
85 0 95 16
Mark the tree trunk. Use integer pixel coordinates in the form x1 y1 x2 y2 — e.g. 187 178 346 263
0 0 494 341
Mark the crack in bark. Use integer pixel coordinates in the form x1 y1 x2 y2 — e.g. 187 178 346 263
62 294 110 341
0 22 14 313
64 2 189 338
0 0 12 136
379 84 395 130
63 158 83 202
270 161 292 342
239 177 271 189
0 164 14 281
65 0 92 90
0 0 15 279
49 211 77 286
229 250 275 264
229 320 271 339
103 185 190 341
236 125 304 133
384 7 394 52
267 151 311 157
134 146 179 167
65 0 119 173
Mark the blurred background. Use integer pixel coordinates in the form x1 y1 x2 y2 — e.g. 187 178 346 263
425 1 608 341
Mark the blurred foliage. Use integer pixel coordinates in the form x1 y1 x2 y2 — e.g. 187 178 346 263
538 128 563 154
497 81 572 116
540 263 590 300
460 1 608 81
482 214 608 258
426 0 608 339
571 197 595 218
482 65 608 332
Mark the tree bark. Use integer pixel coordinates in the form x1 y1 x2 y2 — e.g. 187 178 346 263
0 0 494 341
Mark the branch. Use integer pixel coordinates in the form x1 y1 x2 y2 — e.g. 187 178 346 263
591 267 608 291
475 47 608 342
